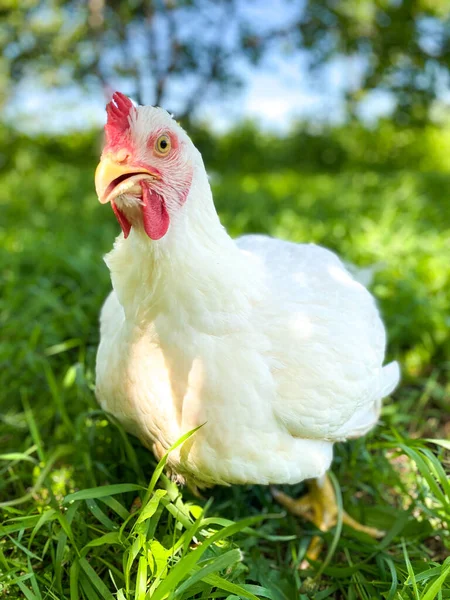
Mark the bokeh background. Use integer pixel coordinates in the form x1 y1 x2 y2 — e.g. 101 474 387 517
1 1 450 598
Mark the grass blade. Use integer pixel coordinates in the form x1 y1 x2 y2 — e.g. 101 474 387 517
135 556 148 600
143 425 204 505
135 489 167 525
421 558 450 600
402 540 419 600
70 559 80 600
81 532 124 557
147 514 270 600
64 484 144 504
79 557 114 600
86 498 119 531
175 548 243 596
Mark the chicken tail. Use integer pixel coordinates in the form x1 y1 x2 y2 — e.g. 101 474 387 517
380 360 401 398
332 360 401 441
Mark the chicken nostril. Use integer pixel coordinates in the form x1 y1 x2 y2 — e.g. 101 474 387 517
116 148 130 163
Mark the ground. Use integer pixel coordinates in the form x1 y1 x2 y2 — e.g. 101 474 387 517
1 131 449 599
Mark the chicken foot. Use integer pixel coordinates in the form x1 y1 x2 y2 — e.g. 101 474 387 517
271 473 384 564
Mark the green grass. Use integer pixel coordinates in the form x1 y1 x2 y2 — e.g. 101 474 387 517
1 137 449 599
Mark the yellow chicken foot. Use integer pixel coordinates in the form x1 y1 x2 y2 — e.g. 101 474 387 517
271 473 384 564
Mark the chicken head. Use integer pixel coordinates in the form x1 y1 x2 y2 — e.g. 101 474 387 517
95 92 194 240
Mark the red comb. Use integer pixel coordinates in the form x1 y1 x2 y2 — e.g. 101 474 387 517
105 92 134 143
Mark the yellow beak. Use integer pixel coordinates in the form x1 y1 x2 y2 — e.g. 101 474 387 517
95 156 156 204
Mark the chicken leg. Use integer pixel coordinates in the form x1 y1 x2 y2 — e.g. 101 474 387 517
271 474 384 564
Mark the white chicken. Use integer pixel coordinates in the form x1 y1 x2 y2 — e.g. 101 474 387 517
94 92 400 558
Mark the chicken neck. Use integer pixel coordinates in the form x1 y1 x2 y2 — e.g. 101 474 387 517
104 170 263 332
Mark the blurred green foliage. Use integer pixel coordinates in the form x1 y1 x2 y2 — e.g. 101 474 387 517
193 119 450 173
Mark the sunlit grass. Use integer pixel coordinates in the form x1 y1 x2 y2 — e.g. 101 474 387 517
0 139 449 598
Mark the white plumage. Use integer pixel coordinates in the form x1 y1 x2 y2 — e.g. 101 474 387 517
95 97 400 490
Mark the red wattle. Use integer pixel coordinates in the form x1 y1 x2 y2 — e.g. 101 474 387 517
111 201 132 238
141 183 170 240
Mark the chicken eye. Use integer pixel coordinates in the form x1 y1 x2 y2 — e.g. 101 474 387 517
155 134 171 156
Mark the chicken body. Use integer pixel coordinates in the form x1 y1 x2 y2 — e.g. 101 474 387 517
96 225 399 488
95 93 399 490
